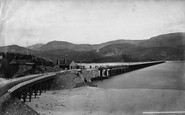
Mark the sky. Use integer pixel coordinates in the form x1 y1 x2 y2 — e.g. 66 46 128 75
0 0 185 46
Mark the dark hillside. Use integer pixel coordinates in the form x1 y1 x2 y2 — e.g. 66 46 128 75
138 32 185 47
33 39 144 51
0 52 55 78
36 41 94 51
93 39 144 49
98 43 136 57
0 45 33 54
33 49 101 63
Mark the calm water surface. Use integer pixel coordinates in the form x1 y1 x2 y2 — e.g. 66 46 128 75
93 61 185 90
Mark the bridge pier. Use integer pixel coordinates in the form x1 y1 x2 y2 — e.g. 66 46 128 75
38 83 42 95
4 73 56 105
12 79 54 102
28 88 33 102
97 61 165 79
22 90 27 102
33 85 38 98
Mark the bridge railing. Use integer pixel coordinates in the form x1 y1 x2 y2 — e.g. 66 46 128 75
0 74 43 96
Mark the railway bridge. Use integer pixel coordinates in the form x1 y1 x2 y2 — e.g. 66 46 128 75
0 72 58 113
0 61 165 113
98 61 165 78
8 73 56 102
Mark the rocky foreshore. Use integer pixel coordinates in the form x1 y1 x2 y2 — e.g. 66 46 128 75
0 97 39 115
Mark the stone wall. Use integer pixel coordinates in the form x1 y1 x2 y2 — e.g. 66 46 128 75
51 69 99 90
80 69 99 82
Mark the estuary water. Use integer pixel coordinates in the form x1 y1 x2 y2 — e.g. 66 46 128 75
93 61 185 90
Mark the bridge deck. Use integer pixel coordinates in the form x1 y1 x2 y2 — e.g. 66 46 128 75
0 74 43 97
8 73 56 93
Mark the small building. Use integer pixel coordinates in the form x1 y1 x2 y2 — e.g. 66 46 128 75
57 59 77 70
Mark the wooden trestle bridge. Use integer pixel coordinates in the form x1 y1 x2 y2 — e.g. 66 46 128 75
0 72 56 110
8 73 55 102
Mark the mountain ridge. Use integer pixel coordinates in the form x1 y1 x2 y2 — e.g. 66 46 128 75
0 32 185 62
29 39 144 51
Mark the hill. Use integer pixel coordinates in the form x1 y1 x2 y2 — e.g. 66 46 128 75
27 43 45 50
93 32 185 62
33 39 144 51
98 43 136 56
0 32 184 63
33 49 101 63
94 39 144 49
138 32 185 47
35 41 94 51
0 45 34 54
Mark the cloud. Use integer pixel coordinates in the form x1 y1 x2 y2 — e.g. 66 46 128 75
1 0 185 46
0 0 27 46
